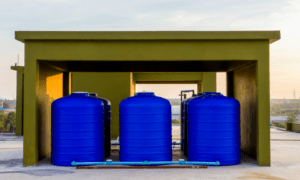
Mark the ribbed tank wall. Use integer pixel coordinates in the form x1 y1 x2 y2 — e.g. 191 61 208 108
89 93 111 158
51 92 105 166
187 92 240 166
119 92 172 161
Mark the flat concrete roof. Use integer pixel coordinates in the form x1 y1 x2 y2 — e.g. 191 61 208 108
11 66 24 72
15 31 280 44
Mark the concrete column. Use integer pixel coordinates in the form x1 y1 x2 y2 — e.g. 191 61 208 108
23 54 39 166
11 66 24 136
256 42 271 166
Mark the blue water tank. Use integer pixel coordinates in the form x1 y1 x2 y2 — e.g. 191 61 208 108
119 92 172 161
181 93 202 156
51 92 105 166
89 93 111 158
187 92 240 166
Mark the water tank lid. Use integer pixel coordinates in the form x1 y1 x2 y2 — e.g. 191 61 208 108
71 92 89 96
89 93 97 97
135 92 155 96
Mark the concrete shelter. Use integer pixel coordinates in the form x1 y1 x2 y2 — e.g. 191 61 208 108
13 31 280 167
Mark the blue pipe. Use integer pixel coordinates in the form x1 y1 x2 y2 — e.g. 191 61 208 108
112 142 181 146
71 160 220 166
180 90 195 102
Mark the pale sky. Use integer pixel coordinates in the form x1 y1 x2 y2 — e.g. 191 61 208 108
1 0 300 99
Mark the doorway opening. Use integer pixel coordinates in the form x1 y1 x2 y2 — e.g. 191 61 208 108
217 72 227 96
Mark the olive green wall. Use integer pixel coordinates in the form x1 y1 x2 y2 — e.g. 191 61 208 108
233 64 257 159
203 72 217 92
71 72 132 139
37 62 63 158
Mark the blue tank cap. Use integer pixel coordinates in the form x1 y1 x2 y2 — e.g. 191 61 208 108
71 92 89 96
135 92 155 96
89 93 97 97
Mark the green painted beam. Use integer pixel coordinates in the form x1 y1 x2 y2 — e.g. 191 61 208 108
13 41 273 62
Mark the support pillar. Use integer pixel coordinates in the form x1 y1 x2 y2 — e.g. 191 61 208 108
256 43 271 166
11 66 24 136
23 58 39 166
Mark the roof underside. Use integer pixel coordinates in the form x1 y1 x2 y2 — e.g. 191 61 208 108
15 31 280 44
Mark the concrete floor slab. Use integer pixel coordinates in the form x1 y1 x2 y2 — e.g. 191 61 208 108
1 127 300 179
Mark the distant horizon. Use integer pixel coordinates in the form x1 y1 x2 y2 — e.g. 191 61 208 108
167 98 300 100
0 97 16 100
1 96 299 101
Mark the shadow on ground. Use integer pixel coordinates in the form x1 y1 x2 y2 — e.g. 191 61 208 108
0 159 22 167
0 169 74 176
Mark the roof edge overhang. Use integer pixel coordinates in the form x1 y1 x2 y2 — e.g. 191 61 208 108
15 31 280 44
11 66 24 72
